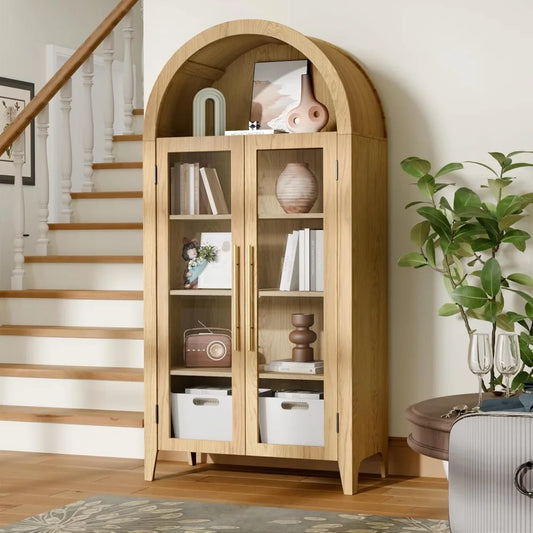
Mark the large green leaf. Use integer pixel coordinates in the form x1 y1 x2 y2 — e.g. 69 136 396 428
405 200 427 209
438 303 460 316
478 217 500 243
508 273 533 287
425 238 436 267
498 214 525 231
503 287 533 306
504 162 533 172
481 258 501 297
453 187 482 210
465 160 499 176
454 223 486 241
496 195 525 219
496 313 515 331
416 206 451 239
454 206 494 220
512 371 531 390
484 301 499 322
519 337 533 367
435 162 463 178
502 229 530 251
451 285 488 309
526 302 533 319
410 221 430 247
489 152 506 165
401 157 431 178
471 238 495 252
417 174 435 200
398 252 427 268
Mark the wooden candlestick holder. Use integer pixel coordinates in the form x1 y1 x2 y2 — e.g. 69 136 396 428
289 313 317 362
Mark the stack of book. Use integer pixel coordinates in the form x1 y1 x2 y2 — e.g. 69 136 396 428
170 163 229 215
279 228 323 291
262 359 324 375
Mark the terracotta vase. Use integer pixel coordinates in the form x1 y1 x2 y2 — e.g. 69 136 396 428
275 162 318 213
286 74 329 133
289 313 317 362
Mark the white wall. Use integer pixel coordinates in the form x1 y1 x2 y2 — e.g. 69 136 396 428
0 0 143 287
144 0 533 436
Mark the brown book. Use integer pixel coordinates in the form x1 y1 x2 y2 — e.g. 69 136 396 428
199 167 229 215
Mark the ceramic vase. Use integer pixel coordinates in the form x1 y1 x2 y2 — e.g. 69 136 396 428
275 162 318 213
289 313 317 362
286 74 329 133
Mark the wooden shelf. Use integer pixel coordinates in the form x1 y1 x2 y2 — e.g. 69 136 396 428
258 289 324 298
259 213 324 220
169 214 231 221
170 367 232 377
170 289 231 296
258 372 324 381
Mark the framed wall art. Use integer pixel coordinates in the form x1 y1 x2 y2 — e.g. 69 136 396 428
0 76 35 185
250 59 308 132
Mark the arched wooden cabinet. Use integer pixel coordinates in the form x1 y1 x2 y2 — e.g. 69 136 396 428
143 19 387 495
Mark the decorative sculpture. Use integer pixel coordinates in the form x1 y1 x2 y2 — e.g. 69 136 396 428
192 87 226 136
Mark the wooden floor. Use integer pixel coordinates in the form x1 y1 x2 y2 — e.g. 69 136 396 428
0 451 449 526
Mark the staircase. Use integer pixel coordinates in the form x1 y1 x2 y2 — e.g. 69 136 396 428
0 111 145 458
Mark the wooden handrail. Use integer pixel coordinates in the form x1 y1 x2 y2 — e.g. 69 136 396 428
0 0 138 156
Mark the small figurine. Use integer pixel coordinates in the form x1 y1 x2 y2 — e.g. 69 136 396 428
182 237 217 289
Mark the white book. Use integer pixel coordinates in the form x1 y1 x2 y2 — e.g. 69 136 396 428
315 229 324 291
199 167 229 215
185 386 232 396
310 229 317 291
188 163 195 215
265 359 324 374
179 163 189 214
170 163 178 215
193 162 200 214
298 229 306 291
303 228 310 290
197 232 232 289
275 390 324 399
224 129 282 136
279 231 299 291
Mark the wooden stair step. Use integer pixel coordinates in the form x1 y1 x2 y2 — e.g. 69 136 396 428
0 405 144 427
0 289 143 300
25 255 143 264
133 108 144 115
0 325 143 339
48 222 142 230
93 162 142 170
113 134 142 142
71 191 142 199
0 363 143 381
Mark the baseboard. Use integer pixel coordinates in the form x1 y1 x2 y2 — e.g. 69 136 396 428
157 436 447 478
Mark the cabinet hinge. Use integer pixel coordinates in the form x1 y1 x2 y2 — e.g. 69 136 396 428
154 165 158 185
336 412 339 433
155 404 159 424
335 160 339 181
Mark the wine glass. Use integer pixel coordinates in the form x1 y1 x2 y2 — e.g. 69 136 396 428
468 332 493 410
495 332 521 398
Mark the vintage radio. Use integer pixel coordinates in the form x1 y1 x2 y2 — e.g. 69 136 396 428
183 327 232 368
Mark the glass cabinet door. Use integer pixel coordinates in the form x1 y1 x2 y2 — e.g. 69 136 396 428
244 133 338 461
156 136 245 455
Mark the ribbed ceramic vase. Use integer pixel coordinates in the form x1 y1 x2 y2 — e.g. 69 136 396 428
275 162 318 213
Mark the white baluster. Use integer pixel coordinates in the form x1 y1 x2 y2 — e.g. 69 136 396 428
82 55 95 192
11 134 25 290
36 106 50 256
122 10 134 135
59 79 73 223
103 32 115 162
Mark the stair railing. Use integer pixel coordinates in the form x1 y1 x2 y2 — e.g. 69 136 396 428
0 0 139 289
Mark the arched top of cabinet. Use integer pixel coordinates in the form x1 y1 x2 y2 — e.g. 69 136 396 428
144 19 386 140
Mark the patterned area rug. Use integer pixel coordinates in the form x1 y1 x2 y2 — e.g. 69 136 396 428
0 494 450 532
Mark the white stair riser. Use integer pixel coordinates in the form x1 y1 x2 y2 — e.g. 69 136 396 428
93 168 143 191
0 377 143 411
49 229 143 255
132 114 143 135
113 140 142 161
72 198 143 223
3 298 143 328
0 336 143 367
0 422 143 458
25 263 143 290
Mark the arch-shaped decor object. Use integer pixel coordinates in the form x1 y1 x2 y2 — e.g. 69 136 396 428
192 87 226 136
144 19 386 140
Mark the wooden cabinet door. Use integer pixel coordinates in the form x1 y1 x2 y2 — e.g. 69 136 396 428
243 132 338 461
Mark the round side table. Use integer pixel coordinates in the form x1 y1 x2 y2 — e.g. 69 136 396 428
405 393 478 461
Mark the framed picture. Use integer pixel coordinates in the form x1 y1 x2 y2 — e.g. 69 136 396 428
250 59 308 132
0 76 35 186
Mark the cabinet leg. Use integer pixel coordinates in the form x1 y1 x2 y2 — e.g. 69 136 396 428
144 449 158 481
339 457 362 495
187 452 197 466
378 450 388 478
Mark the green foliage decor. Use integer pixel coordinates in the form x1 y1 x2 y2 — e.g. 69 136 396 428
399 152 533 392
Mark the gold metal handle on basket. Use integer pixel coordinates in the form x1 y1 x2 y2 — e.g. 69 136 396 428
232 245 240 352
247 244 255 352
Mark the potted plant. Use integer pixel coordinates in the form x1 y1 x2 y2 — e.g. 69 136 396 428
399 151 533 393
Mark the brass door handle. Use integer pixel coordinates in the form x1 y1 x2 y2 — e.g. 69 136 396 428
232 245 240 352
247 244 255 352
